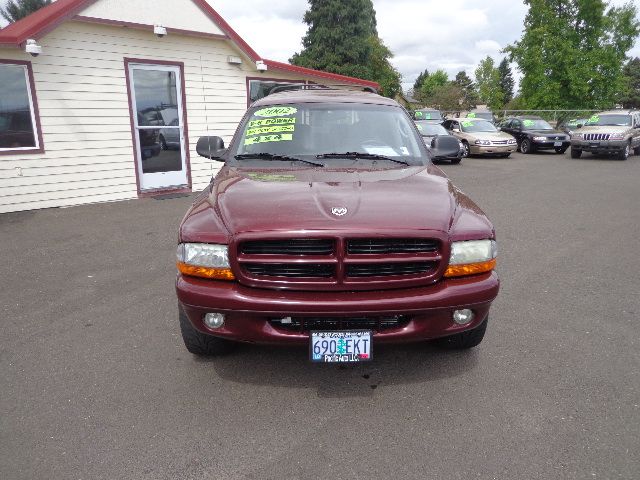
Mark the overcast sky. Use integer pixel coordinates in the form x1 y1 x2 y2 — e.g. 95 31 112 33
1 0 639 91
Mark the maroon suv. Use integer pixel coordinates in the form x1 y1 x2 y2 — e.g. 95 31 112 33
175 86 499 362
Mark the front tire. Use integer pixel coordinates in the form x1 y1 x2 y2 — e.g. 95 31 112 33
436 318 488 349
617 143 630 160
179 307 235 356
520 138 532 154
570 147 582 158
461 141 470 158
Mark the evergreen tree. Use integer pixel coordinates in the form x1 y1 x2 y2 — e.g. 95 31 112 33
413 69 429 93
453 71 478 109
1 0 51 23
290 0 401 97
506 0 639 109
475 56 504 110
419 69 448 100
497 58 514 105
619 57 640 109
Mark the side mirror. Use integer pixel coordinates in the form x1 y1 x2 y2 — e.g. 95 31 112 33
196 136 226 160
430 135 460 161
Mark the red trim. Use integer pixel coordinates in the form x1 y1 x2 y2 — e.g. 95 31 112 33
245 76 306 107
264 60 380 89
124 58 192 196
0 59 45 156
74 15 228 41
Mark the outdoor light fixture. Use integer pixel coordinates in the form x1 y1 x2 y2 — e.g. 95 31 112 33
25 39 42 57
227 55 243 65
256 60 268 72
154 24 168 38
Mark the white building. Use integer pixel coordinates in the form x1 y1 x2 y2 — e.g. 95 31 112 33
0 0 377 213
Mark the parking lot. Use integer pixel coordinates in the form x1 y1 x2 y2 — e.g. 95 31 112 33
1 151 639 479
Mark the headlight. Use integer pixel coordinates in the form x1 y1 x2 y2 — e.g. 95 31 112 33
532 136 547 142
508 139 517 144
445 239 497 278
474 140 491 146
572 133 583 140
176 243 235 280
609 133 624 140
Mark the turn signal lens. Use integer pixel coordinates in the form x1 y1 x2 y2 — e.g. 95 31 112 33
445 258 496 278
177 262 235 280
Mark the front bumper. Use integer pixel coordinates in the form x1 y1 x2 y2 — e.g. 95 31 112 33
176 271 500 345
532 140 570 150
571 139 626 153
470 144 516 156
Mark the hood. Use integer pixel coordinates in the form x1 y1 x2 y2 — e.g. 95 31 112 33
180 164 485 242
578 125 629 134
465 131 513 141
527 129 566 137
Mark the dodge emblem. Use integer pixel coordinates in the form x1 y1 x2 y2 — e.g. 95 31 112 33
331 207 348 216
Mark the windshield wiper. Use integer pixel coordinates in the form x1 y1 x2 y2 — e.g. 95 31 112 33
316 152 410 166
235 153 324 167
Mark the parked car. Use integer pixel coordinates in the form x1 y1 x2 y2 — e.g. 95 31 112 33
570 110 640 160
499 116 570 154
414 108 444 123
443 117 516 157
415 120 463 164
159 118 181 150
467 110 495 123
175 86 500 361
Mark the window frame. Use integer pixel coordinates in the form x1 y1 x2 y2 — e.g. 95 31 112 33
0 59 44 155
245 77 306 107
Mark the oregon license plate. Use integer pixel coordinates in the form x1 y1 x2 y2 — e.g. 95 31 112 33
554 141 562 147
310 331 372 363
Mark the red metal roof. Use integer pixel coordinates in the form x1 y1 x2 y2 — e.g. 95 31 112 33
0 0 379 89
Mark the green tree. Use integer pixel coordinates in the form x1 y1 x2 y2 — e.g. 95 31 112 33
497 58 515 105
453 71 478 109
0 0 51 23
422 83 465 111
413 69 429 92
505 0 640 110
475 56 505 110
619 57 640 108
290 0 401 97
419 69 448 100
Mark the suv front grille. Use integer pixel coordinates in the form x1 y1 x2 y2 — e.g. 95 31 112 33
236 236 443 290
584 133 611 141
270 315 409 332
347 238 438 254
241 239 334 255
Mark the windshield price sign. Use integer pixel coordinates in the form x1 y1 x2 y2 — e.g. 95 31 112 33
310 331 372 363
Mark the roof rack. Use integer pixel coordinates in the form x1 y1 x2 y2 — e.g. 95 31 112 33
266 83 378 96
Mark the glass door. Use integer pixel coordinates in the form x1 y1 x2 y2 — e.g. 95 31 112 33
128 64 188 191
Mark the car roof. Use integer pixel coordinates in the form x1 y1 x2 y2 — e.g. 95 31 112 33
251 89 400 108
597 110 636 115
513 115 543 120
454 117 493 122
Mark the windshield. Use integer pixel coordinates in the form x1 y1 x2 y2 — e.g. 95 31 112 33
415 122 447 136
414 110 442 121
233 103 426 166
468 112 493 121
585 114 631 126
460 120 497 133
522 119 553 130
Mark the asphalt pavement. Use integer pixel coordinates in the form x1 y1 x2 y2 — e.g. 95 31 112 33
1 151 639 479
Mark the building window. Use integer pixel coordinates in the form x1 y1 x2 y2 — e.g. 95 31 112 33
0 61 42 153
247 79 305 105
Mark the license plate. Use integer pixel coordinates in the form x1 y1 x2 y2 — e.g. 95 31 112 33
554 141 562 147
310 331 372 363
590 143 600 148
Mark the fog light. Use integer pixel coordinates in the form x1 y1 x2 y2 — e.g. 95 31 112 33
453 309 474 325
204 312 225 329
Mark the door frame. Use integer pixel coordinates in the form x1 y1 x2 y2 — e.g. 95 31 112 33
124 58 192 196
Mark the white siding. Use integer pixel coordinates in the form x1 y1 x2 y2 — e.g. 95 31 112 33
80 0 224 36
0 20 314 213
